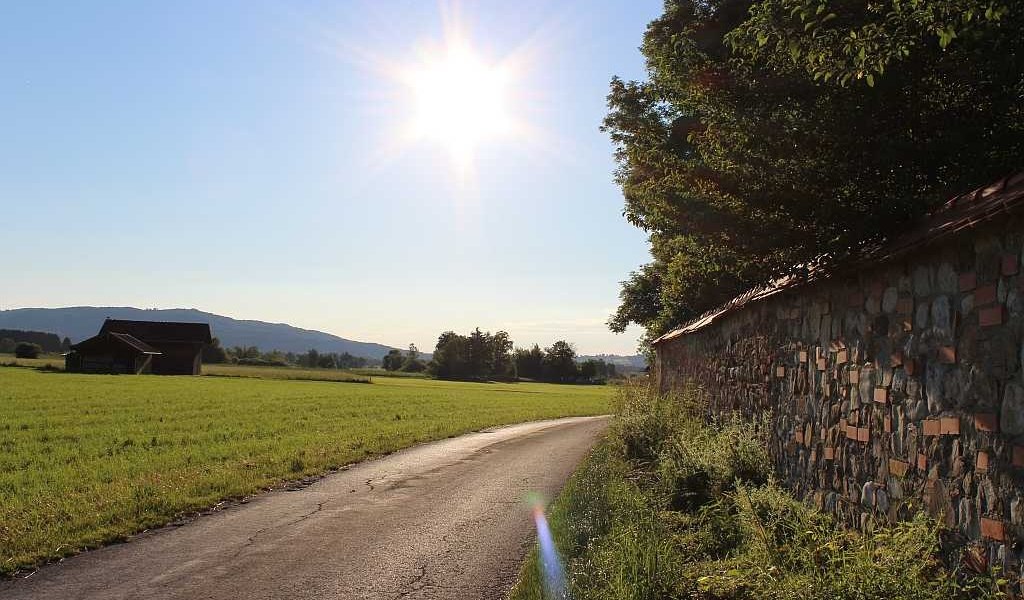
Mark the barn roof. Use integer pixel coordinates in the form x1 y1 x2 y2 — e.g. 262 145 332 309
71 332 162 355
99 319 213 344
652 170 1024 344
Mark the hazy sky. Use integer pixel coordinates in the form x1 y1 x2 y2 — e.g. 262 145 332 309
2 1 662 355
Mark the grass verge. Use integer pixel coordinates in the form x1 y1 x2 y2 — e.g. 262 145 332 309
202 363 371 383
0 369 610 576
510 382 1004 600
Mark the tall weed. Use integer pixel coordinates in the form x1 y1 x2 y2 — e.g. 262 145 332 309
511 382 1004 600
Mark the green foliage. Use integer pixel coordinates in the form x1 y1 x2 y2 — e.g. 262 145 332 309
514 344 545 380
218 345 372 370
0 329 63 353
0 368 611 575
728 0 1014 84
201 337 228 364
510 383 1003 600
0 338 15 354
14 342 42 359
382 348 405 371
541 340 579 383
605 0 1024 342
429 328 517 380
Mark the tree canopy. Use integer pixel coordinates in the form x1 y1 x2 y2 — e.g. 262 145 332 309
605 0 1023 345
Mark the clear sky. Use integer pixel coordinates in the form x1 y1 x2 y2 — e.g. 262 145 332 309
1 0 662 355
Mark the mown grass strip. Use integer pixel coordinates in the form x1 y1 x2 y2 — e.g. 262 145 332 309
0 369 610 575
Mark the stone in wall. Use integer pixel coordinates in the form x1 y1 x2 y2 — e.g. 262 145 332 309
655 216 1024 590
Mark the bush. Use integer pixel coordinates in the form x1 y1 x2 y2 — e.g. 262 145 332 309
0 338 15 353
14 343 42 359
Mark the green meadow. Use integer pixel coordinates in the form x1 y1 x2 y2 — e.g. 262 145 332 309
0 367 611 575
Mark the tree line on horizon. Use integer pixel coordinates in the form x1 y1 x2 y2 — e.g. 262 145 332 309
200 330 620 384
0 329 70 355
201 338 374 370
416 328 618 383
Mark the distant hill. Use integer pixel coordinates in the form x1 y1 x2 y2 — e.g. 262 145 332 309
0 307 399 360
578 354 648 371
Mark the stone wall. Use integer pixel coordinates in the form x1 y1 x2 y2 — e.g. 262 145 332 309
655 214 1024 572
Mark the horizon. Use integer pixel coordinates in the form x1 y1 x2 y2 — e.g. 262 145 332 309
2 1 661 355
0 304 645 356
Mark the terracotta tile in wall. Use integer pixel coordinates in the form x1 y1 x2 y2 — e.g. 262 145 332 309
923 419 941 436
976 451 990 472
975 284 998 305
979 305 1004 327
981 517 1006 542
889 458 910 477
974 413 998 432
1014 445 1024 468
940 417 961 435
1002 254 1019 276
874 388 888 403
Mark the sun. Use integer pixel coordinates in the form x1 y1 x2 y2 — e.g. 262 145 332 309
405 43 514 168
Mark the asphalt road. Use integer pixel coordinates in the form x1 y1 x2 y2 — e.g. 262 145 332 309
2 416 608 600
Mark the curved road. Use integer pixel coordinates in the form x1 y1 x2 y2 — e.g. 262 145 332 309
2 416 608 600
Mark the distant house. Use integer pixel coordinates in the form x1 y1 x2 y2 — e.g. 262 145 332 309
66 319 212 375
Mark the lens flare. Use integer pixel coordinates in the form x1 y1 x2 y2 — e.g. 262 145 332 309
528 494 567 599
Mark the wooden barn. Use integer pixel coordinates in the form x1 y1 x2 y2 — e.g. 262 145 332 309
66 319 212 375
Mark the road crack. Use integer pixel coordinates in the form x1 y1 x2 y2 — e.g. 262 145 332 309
232 500 327 557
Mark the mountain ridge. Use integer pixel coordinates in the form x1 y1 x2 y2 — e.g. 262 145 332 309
0 307 398 360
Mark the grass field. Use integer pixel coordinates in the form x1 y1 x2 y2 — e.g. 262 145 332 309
202 363 371 383
0 367 611 575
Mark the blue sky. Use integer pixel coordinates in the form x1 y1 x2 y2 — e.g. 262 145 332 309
1 1 661 355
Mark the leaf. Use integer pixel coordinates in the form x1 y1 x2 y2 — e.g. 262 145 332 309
866 74 875 87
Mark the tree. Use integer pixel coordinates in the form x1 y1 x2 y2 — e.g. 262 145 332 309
490 331 515 379
400 343 427 372
317 353 338 369
542 341 578 383
513 345 545 380
382 349 405 371
467 328 492 378
202 337 228 364
15 342 42 359
605 0 1024 343
61 337 72 353
0 338 15 354
430 331 469 379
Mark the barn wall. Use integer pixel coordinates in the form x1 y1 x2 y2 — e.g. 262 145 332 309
655 215 1024 564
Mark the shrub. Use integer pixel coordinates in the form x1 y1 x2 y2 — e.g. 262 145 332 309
14 343 42 359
